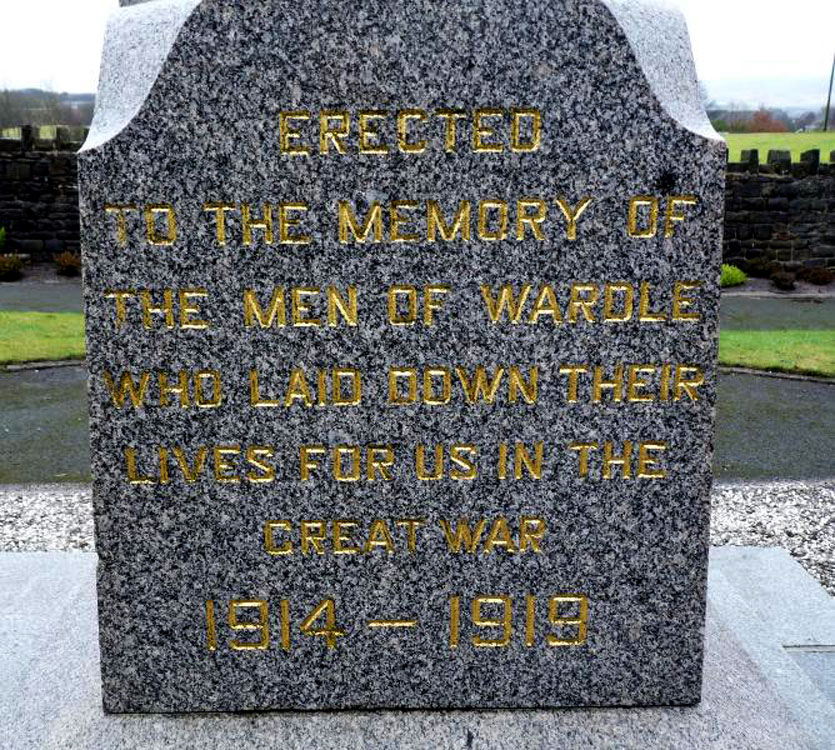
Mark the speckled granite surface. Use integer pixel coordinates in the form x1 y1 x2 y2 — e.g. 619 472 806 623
79 0 726 711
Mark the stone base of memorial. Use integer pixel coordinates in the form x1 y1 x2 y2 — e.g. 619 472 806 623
2 548 834 748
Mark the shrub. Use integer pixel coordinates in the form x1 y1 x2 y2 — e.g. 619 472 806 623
771 271 796 291
720 264 747 288
0 227 5 250
745 258 781 279
798 267 834 286
0 254 24 281
54 251 82 277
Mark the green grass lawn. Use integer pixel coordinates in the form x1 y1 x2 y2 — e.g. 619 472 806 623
719 330 835 378
723 132 835 163
0 311 85 365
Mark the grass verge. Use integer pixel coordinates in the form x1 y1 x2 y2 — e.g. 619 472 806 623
0 311 85 365
719 330 835 378
723 132 835 163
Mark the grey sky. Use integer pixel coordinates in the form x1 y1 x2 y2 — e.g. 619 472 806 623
0 0 833 109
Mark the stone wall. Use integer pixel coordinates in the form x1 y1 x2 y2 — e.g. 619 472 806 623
724 149 835 272
1 132 834 271
0 126 85 262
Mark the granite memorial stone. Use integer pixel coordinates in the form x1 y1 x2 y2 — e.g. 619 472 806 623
80 0 726 712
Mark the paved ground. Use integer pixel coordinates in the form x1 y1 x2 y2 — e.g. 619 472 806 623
0 275 82 313
720 295 835 331
715 372 835 481
0 365 90 483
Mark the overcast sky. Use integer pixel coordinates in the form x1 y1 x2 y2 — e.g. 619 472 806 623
0 0 833 109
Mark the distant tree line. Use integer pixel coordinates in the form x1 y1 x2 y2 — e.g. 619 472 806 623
707 105 823 134
0 89 94 130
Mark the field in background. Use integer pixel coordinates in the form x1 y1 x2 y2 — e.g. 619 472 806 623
723 132 835 162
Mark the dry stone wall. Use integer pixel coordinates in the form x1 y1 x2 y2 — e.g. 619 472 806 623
0 126 86 261
724 149 835 272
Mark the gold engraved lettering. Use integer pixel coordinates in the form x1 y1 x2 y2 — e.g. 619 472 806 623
516 198 547 241
203 202 236 244
104 289 134 328
338 201 383 243
140 290 175 329
628 196 659 238
481 284 531 324
510 108 542 152
567 284 599 323
229 600 270 651
397 109 427 153
664 195 698 237
104 371 150 408
603 282 634 322
396 519 425 553
593 365 624 403
179 289 209 329
569 442 598 478
319 111 350 154
528 286 562 324
483 518 517 554
672 281 701 321
638 442 668 479
478 199 508 241
333 520 360 554
627 365 656 402
265 520 293 556
278 203 310 244
364 519 395 554
214 445 241 483
440 518 488 553
427 200 471 242
144 204 177 246
559 365 589 403
472 108 504 152
244 289 285 327
472 596 512 647
520 517 546 552
246 446 276 483
291 288 321 326
555 197 592 241
416 444 444 480
358 110 389 154
241 203 274 245
279 110 311 156
548 595 588 647
390 200 420 242
436 109 466 152
104 204 139 245
639 282 667 322
603 441 632 479
125 447 154 484
300 520 326 554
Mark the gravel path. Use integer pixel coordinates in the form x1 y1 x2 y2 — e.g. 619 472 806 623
1 481 833 595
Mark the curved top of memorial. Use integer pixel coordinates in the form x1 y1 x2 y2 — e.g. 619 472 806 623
82 0 720 153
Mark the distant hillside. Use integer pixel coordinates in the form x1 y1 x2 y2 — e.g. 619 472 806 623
0 89 95 129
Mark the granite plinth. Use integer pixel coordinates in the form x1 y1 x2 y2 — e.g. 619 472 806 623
80 0 726 711
2 548 834 750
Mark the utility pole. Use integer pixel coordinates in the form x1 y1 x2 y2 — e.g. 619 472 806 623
826 52 835 131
